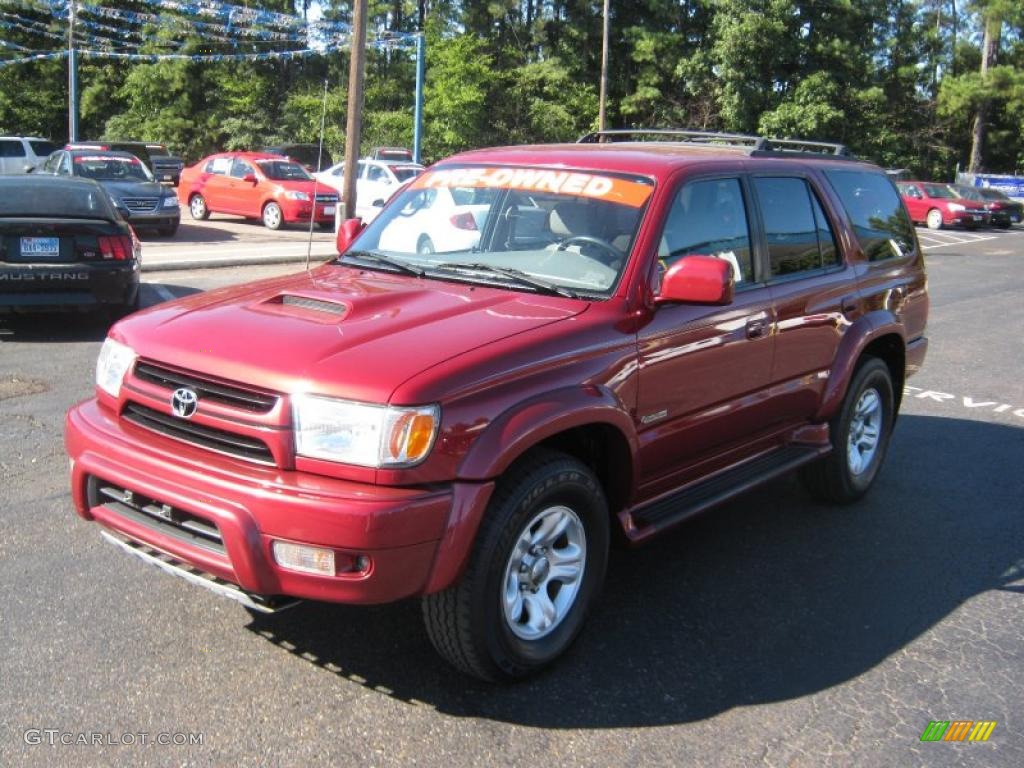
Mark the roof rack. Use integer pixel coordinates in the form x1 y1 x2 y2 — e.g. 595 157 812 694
576 128 853 158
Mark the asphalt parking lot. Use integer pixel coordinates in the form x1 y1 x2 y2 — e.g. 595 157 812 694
1 224 1022 767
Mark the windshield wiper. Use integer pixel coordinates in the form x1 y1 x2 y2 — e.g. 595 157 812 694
433 261 578 299
340 250 425 277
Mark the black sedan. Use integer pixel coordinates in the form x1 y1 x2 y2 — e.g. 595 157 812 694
36 149 180 236
0 175 139 316
976 186 1023 226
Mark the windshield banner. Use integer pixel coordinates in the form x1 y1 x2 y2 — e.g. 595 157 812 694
412 167 653 208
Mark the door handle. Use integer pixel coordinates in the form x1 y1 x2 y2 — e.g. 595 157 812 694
841 295 860 315
746 318 768 339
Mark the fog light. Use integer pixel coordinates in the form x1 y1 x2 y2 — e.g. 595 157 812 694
272 541 335 576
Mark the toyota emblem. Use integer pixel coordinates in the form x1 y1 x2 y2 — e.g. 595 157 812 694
170 387 198 418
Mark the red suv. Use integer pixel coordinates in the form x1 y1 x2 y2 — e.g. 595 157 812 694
896 180 988 230
178 152 338 229
66 131 928 681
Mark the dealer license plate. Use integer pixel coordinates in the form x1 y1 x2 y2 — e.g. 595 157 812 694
20 237 60 257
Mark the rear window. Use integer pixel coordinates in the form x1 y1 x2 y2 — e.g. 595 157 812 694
825 170 915 261
0 182 114 218
392 165 424 182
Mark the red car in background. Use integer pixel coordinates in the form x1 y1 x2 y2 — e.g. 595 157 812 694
896 180 988 230
178 152 339 230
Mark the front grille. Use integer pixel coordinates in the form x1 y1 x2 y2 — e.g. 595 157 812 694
121 197 159 213
123 403 275 464
315 193 339 203
134 361 278 413
88 476 225 555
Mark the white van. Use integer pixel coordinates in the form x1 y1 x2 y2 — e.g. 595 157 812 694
0 136 60 174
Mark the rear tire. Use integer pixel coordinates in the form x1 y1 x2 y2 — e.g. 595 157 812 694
925 208 943 230
801 357 895 504
422 449 609 682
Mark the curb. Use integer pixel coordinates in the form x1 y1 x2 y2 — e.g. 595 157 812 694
140 251 334 273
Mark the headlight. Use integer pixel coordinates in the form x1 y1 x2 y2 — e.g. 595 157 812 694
948 203 965 212
285 191 310 201
293 395 439 467
162 196 179 208
96 338 136 398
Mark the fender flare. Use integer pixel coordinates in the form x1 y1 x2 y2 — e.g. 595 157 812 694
815 310 906 423
456 385 639 481
424 386 638 594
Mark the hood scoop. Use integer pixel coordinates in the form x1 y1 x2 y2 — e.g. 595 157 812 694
253 293 349 322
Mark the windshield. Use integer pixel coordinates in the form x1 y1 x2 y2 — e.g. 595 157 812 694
73 155 153 182
341 165 655 297
257 160 312 181
979 188 1009 201
922 184 955 199
950 185 982 201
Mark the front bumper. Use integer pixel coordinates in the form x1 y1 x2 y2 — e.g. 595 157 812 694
948 210 988 227
65 398 491 605
123 211 180 230
280 199 336 224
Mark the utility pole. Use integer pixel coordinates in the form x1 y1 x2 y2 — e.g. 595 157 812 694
598 0 610 131
68 0 79 141
413 33 425 164
342 0 368 220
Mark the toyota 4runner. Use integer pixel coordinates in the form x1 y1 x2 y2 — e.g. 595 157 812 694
65 130 928 681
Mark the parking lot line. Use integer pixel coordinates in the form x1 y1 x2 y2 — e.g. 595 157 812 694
919 232 1000 250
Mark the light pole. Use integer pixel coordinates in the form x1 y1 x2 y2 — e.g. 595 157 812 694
342 0 368 220
68 0 79 140
598 0 609 131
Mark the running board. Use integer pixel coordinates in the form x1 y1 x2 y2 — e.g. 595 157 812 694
100 530 302 614
630 444 828 537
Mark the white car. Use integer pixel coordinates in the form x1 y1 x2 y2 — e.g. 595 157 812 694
0 136 59 174
377 185 497 254
316 158 425 222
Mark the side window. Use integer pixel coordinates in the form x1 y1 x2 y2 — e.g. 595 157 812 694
230 159 254 179
753 177 840 277
0 139 26 157
205 157 231 175
357 161 369 179
58 153 72 175
825 170 915 261
660 177 754 283
366 165 388 182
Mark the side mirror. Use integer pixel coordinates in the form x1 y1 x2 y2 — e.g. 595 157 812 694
655 255 734 306
336 217 365 253
24 164 35 173
115 205 132 220
243 173 258 184
372 198 385 208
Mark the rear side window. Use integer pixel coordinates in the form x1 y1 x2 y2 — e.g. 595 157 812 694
660 177 754 283
825 170 915 261
29 141 57 156
0 139 26 157
753 177 839 277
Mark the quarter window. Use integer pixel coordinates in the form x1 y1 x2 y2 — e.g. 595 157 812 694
754 177 840 277
825 170 915 261
659 178 754 283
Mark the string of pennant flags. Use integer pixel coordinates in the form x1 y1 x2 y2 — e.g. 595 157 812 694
0 0 422 65
0 43 348 69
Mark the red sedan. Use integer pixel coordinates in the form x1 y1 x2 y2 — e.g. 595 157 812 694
178 152 339 229
896 180 988 230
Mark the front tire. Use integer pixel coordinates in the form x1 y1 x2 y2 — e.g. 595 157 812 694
262 202 284 230
422 449 609 682
801 357 895 504
925 208 943 230
189 194 209 220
